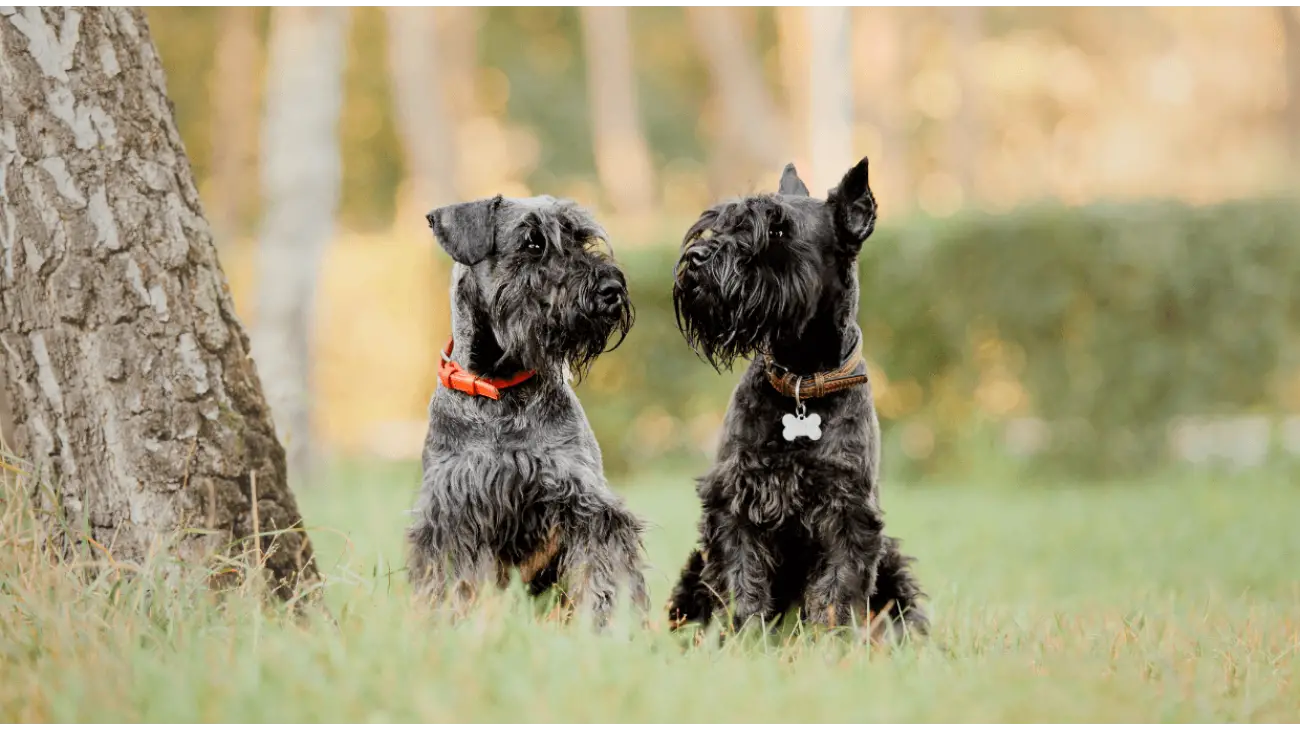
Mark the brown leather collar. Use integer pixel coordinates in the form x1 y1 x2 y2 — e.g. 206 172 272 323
764 347 870 399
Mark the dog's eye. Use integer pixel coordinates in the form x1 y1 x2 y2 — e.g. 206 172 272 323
524 232 544 253
768 217 787 239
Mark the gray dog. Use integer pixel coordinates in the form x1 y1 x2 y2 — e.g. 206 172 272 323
666 159 929 642
407 194 649 628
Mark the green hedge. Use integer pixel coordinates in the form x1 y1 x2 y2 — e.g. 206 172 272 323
578 198 1300 479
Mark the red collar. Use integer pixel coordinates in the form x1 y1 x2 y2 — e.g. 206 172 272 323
438 338 535 399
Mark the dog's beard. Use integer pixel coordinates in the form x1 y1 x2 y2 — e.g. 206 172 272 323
491 273 633 382
673 255 821 371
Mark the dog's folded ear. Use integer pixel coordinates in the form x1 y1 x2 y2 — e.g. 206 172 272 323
778 163 810 197
827 156 877 252
427 195 502 265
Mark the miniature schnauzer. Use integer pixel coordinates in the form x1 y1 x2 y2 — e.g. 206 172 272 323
665 158 929 641
408 194 649 629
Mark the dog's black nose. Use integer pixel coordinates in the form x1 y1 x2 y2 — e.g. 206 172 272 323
684 246 710 267
596 280 624 311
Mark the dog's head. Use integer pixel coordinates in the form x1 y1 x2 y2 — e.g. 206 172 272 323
427 195 633 379
672 158 877 370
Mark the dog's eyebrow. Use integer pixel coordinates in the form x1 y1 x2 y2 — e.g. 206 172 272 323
583 235 615 257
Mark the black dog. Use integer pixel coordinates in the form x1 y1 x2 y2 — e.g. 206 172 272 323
666 159 929 641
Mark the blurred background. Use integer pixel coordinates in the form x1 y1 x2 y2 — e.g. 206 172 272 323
142 6 1300 484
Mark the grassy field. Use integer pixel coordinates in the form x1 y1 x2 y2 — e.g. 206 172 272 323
2 461 1298 722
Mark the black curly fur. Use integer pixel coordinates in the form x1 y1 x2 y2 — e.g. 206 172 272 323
666 159 929 640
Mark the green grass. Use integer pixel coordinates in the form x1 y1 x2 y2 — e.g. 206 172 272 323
3 462 1298 722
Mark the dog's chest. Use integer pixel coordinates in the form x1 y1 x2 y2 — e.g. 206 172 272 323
734 386 878 476
720 414 876 526
721 456 825 526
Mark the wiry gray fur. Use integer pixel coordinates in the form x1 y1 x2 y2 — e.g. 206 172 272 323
407 194 648 629
667 159 929 642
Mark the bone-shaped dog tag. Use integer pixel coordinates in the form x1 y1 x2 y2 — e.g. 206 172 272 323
782 412 822 441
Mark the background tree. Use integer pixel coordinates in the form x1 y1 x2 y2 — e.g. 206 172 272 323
579 7 657 220
252 7 349 484
0 6 316 594
1281 7 1300 178
208 6 262 246
687 7 790 193
946 7 982 206
805 7 854 194
774 7 809 175
850 7 913 211
385 7 458 223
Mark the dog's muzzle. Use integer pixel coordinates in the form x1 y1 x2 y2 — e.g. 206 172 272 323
681 229 716 268
683 246 710 268
595 278 625 315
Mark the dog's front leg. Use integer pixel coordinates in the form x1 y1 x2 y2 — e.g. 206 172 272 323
409 520 497 616
560 499 649 630
407 477 499 617
804 505 885 632
717 517 776 633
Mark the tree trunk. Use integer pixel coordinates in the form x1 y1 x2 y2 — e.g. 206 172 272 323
880 8 913 212
385 7 457 224
1281 7 1300 176
851 8 913 212
775 7 810 174
434 7 481 125
0 370 13 450
0 7 316 595
385 7 458 433
578 7 657 218
946 7 981 206
806 7 854 195
406 8 478 407
254 7 348 484
687 7 790 190
208 6 262 242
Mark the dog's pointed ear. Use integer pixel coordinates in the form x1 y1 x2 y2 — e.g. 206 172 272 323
827 156 877 251
777 163 810 197
426 195 502 265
